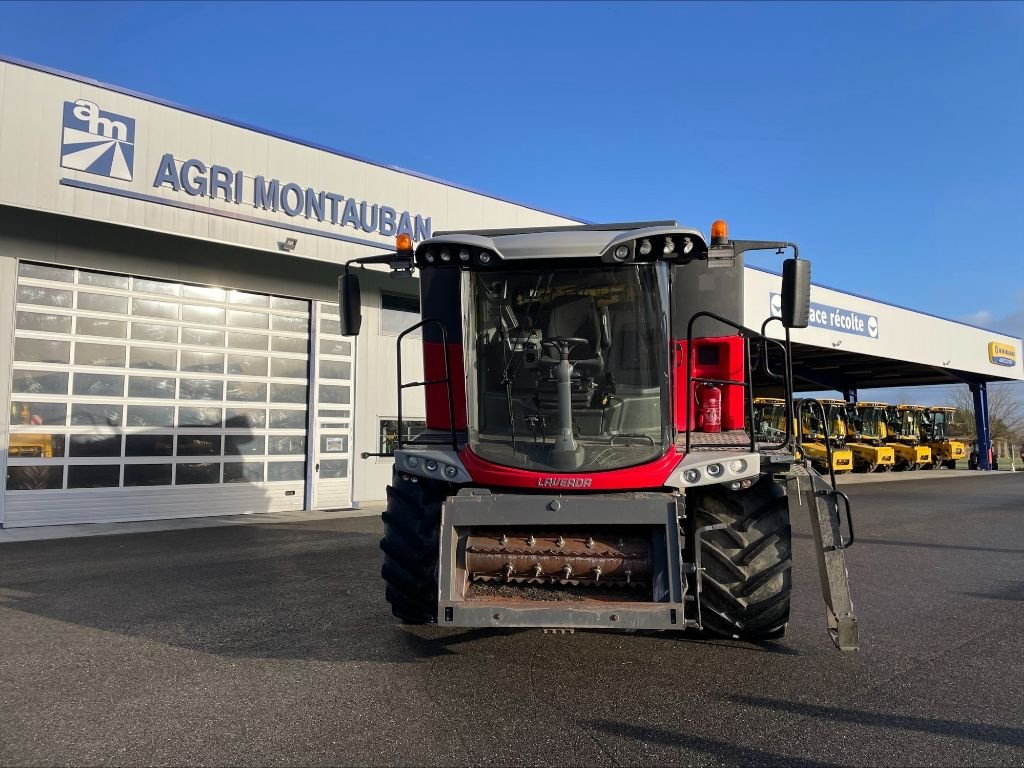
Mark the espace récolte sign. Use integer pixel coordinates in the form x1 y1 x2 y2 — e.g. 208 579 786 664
770 293 879 338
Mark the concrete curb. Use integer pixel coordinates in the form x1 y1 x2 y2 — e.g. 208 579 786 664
0 505 386 544
835 469 1017 485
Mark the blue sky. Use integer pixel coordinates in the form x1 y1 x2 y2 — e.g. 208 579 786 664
1 0 1022 360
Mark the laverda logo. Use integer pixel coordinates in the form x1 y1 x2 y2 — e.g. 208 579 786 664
537 477 593 489
60 99 136 181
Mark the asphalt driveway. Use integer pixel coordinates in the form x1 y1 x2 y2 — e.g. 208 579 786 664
1 474 1022 766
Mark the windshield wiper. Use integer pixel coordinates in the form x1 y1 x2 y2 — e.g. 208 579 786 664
608 433 656 446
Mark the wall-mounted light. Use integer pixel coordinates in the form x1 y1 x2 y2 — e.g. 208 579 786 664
942 360 951 366
832 340 843 348
279 237 298 252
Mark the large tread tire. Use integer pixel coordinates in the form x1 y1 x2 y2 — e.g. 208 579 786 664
689 477 792 640
380 470 451 624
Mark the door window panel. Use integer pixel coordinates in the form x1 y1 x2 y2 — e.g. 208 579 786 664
224 462 265 483
176 463 220 484
14 338 71 364
17 285 73 307
73 373 125 398
126 405 175 428
13 370 69 395
75 343 126 368
11 401 67 426
78 292 129 314
71 403 123 427
7 465 64 490
127 376 176 399
124 464 172 487
131 322 178 343
19 263 74 282
77 317 128 339
129 347 177 370
17 311 73 334
225 408 266 428
272 336 307 354
181 328 224 347
125 435 174 457
9 434 66 458
79 270 129 289
178 407 223 428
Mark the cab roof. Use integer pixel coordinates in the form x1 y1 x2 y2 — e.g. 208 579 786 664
415 221 708 267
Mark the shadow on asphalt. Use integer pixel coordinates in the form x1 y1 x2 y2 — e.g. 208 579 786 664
792 531 1024 556
728 695 1024 749
585 719 837 768
0 518 813 665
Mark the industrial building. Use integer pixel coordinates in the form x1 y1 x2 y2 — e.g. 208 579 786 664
1 56 1020 527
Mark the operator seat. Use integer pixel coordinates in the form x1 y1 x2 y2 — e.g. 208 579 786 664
540 295 605 373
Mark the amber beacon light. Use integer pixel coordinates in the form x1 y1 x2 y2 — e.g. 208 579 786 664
710 219 729 246
396 233 413 253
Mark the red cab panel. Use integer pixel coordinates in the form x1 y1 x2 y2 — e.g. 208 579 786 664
674 335 746 432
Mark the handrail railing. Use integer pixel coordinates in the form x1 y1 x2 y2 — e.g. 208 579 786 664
397 318 458 453
684 311 793 454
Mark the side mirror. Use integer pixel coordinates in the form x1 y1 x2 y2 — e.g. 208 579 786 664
781 257 811 328
339 272 362 336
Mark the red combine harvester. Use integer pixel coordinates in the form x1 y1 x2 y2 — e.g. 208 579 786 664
340 220 858 650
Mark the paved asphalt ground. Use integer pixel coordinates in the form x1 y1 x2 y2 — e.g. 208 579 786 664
1 474 1022 767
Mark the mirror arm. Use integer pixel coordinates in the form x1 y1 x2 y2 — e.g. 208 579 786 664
727 240 799 260
342 251 412 275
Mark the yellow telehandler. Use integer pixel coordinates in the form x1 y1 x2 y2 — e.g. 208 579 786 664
881 405 932 470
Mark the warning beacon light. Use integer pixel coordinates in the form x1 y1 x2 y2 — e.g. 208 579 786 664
711 219 729 247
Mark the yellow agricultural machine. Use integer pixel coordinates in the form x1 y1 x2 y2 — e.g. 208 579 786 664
821 399 894 473
754 397 853 474
881 405 932 470
920 406 966 469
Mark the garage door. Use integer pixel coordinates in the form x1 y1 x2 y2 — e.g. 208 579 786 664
4 261 311 527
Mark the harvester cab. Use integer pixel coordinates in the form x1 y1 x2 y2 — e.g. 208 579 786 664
827 399 894 473
340 221 858 651
882 404 932 470
920 406 966 469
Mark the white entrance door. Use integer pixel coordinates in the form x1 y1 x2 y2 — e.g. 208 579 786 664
310 301 354 510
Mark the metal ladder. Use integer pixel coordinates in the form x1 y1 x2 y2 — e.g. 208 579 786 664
791 398 859 651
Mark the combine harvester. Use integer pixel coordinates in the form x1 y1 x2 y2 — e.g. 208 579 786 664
755 397 853 475
339 220 859 650
920 406 966 469
881 404 932 471
819 399 894 473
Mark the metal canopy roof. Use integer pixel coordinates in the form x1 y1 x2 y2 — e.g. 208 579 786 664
751 341 1014 397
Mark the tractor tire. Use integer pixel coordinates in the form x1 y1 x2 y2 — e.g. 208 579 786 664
688 477 792 641
380 470 452 624
943 459 957 470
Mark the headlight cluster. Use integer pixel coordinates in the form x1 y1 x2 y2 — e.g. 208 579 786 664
404 453 459 479
678 456 755 488
420 245 493 268
605 235 698 263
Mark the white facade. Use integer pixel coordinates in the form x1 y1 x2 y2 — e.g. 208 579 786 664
0 57 576 527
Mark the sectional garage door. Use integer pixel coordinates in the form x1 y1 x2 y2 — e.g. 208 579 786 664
4 261 312 526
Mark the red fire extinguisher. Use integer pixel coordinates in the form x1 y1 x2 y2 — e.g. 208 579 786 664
696 384 722 433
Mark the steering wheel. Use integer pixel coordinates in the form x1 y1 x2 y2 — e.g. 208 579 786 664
541 337 589 359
